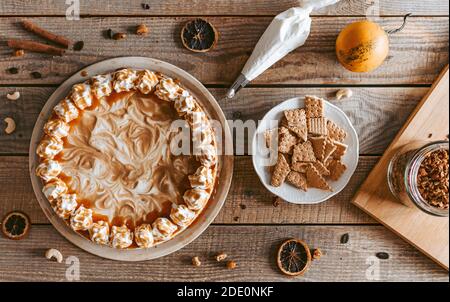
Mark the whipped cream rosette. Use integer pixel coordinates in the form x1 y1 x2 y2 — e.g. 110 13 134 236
134 224 154 248
111 225 134 249
174 92 196 116
89 220 110 245
170 204 196 228
70 83 93 110
152 217 178 241
183 188 210 211
53 98 79 123
43 119 70 139
155 77 182 102
35 68 218 249
70 206 93 231
42 178 68 201
189 166 214 190
36 159 62 182
54 193 78 219
113 69 139 93
36 136 64 159
196 144 218 167
136 70 159 94
91 74 113 99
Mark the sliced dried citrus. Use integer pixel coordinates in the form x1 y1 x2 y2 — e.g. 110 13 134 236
277 239 311 276
181 18 218 53
1 211 30 240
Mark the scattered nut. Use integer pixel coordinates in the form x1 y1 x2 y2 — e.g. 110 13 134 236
335 88 353 101
417 149 449 209
340 233 349 244
73 41 84 51
106 29 115 39
136 24 149 36
113 32 127 40
4 117 16 134
273 197 281 207
312 248 322 260
192 256 201 267
80 70 88 77
30 71 42 79
215 252 228 262
226 260 237 269
375 252 390 260
45 248 63 263
6 91 20 101
7 67 19 74
13 49 25 57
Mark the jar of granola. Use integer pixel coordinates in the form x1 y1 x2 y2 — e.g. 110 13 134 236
387 140 449 217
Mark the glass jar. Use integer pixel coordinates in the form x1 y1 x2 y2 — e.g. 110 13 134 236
387 140 449 217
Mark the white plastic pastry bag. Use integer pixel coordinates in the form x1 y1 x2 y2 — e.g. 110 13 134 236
227 0 340 98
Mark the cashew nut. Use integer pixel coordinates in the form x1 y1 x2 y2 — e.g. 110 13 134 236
192 256 201 267
6 91 20 101
45 248 63 263
4 117 16 134
215 252 228 262
335 88 353 101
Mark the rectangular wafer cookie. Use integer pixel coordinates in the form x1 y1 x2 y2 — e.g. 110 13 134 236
308 117 328 136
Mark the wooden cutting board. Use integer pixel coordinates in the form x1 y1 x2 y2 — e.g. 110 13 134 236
352 66 449 270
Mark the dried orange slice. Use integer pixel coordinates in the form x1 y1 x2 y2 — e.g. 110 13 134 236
1 211 30 240
181 18 218 53
277 239 311 276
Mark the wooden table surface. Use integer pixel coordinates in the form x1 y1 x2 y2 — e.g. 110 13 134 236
0 0 449 281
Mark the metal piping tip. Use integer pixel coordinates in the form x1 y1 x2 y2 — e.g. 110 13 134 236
226 73 249 99
226 89 236 99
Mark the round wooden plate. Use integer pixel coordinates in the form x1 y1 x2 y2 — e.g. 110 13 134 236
29 57 233 261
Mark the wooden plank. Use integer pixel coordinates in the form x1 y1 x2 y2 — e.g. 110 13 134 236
0 17 447 85
0 87 428 154
0 225 447 281
353 66 449 270
0 0 448 16
0 156 377 225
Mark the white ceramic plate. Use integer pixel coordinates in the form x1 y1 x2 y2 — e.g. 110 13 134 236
29 57 233 261
252 97 359 204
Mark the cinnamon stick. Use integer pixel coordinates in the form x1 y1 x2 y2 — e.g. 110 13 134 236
7 39 65 56
22 20 71 49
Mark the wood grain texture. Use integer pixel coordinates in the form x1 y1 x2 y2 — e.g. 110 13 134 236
0 87 429 154
0 156 377 225
0 0 447 283
0 0 448 16
353 67 450 270
0 17 448 85
0 225 448 281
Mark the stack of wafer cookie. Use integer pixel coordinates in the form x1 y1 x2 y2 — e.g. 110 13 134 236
267 96 349 192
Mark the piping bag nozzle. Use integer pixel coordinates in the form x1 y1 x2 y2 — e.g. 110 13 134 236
226 74 249 99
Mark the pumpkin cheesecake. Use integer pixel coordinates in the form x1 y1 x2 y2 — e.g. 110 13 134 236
35 68 218 249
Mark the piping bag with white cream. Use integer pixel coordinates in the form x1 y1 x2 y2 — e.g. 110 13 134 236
227 0 340 98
